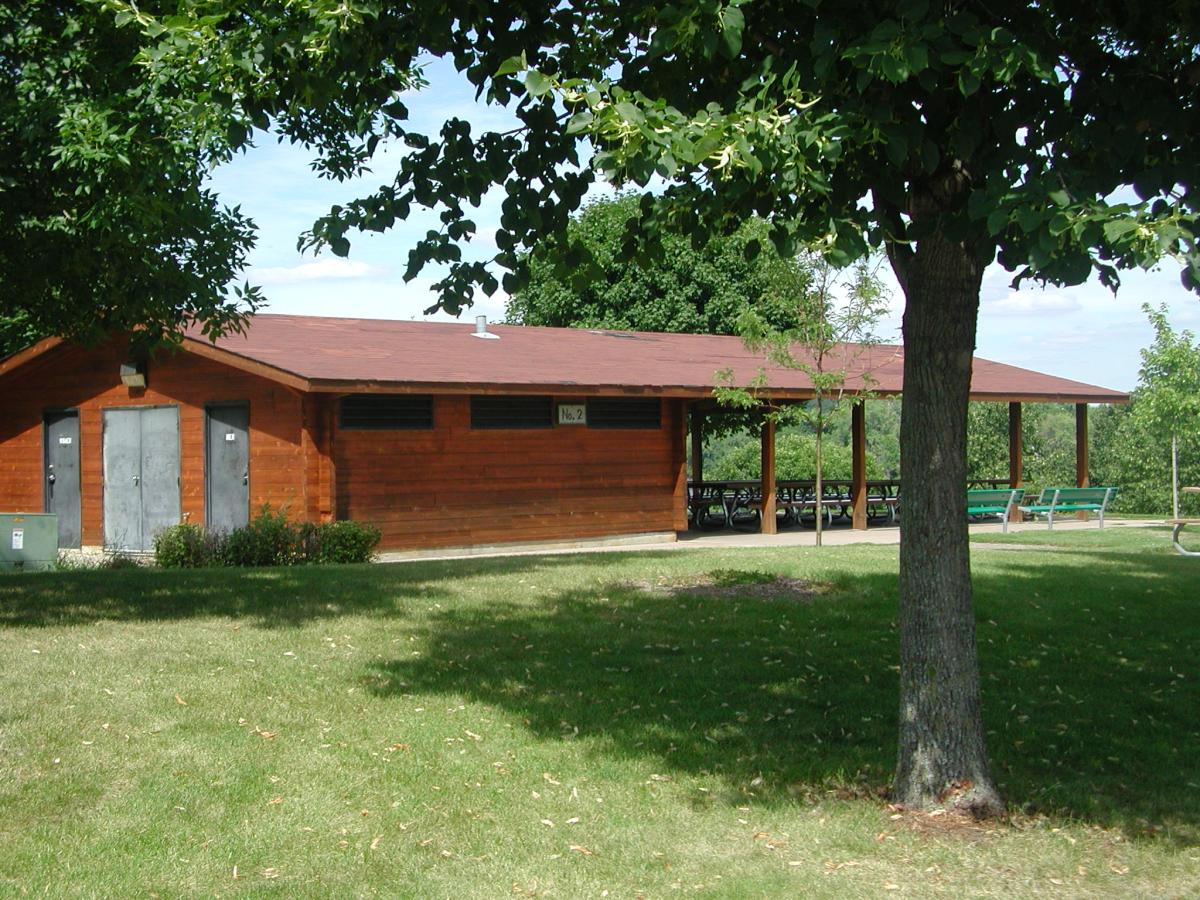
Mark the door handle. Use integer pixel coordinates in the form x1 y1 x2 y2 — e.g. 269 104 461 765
243 469 249 485
47 465 55 484
133 475 140 486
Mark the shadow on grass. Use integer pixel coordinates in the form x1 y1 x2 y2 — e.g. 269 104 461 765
360 549 1200 844
2 542 1197 844
0 551 682 628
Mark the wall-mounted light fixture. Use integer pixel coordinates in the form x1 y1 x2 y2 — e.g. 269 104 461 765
120 362 146 388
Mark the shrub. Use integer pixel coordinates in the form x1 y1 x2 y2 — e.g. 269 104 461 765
219 506 298 567
154 523 221 568
151 508 381 569
301 521 382 564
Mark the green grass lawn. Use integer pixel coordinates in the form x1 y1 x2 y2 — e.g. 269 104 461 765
2 529 1198 897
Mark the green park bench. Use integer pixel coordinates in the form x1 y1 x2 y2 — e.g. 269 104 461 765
966 488 1024 533
1021 486 1118 529
1171 486 1200 557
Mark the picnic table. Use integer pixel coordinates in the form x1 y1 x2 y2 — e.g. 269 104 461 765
1172 487 1200 557
687 479 901 530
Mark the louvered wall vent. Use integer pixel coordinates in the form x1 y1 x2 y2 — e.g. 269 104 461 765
340 395 434 429
586 398 662 429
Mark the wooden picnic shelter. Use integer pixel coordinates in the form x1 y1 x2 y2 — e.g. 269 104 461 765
0 314 1129 553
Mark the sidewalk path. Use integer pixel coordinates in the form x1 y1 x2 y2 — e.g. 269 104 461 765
377 518 1165 564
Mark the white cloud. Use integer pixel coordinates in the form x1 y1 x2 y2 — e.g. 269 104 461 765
984 290 1082 317
254 258 389 285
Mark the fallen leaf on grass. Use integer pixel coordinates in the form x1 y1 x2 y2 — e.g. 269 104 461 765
175 694 188 706
541 819 555 828
370 836 382 851
569 845 595 856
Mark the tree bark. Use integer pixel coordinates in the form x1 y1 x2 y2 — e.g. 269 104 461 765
892 227 1004 816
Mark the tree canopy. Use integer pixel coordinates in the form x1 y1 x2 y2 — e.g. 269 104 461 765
0 1 423 355
1093 306 1200 514
508 194 812 334
0 2 257 351
90 0 1200 814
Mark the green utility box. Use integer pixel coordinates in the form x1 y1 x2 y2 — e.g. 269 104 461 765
0 513 59 571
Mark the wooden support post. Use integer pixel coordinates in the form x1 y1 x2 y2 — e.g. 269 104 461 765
760 415 777 535
851 401 868 530
1076 402 1090 520
690 407 704 485
672 400 689 532
1008 401 1023 523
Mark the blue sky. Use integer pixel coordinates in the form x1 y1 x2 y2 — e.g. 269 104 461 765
206 57 1200 393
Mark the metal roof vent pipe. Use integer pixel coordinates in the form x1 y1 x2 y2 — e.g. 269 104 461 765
471 314 500 340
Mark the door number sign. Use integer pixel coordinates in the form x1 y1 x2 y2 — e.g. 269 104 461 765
558 404 586 425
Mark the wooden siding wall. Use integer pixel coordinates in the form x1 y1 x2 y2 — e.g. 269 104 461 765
334 396 688 549
0 341 310 545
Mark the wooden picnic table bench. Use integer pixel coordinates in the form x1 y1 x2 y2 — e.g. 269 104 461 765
1171 486 1200 557
1021 486 1118 529
966 488 1024 533
687 479 901 530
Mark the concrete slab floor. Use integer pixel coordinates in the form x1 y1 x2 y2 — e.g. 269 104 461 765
376 517 1167 564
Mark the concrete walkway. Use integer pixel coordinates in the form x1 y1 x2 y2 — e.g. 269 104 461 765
377 517 1166 564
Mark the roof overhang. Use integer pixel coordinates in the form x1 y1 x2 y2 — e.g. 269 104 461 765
0 330 1131 405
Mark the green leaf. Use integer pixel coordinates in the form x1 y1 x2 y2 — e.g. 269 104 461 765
524 70 553 97
720 6 745 57
1048 212 1072 236
565 110 594 135
1103 219 1139 244
1016 206 1041 234
496 54 526 76
615 101 645 126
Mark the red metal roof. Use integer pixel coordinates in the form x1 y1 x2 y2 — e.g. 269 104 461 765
181 314 1128 403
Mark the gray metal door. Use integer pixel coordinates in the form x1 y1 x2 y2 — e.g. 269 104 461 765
102 407 180 551
103 409 142 550
206 404 249 533
139 407 181 549
44 411 81 549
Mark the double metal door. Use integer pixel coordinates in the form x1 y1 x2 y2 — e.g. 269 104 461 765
102 407 181 551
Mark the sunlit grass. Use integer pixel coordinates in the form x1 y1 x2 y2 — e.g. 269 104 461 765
1 532 1197 896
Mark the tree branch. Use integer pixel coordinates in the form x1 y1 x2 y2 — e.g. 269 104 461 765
873 188 914 294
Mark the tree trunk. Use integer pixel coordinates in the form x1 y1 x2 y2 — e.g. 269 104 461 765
1172 432 1179 521
892 228 1004 816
